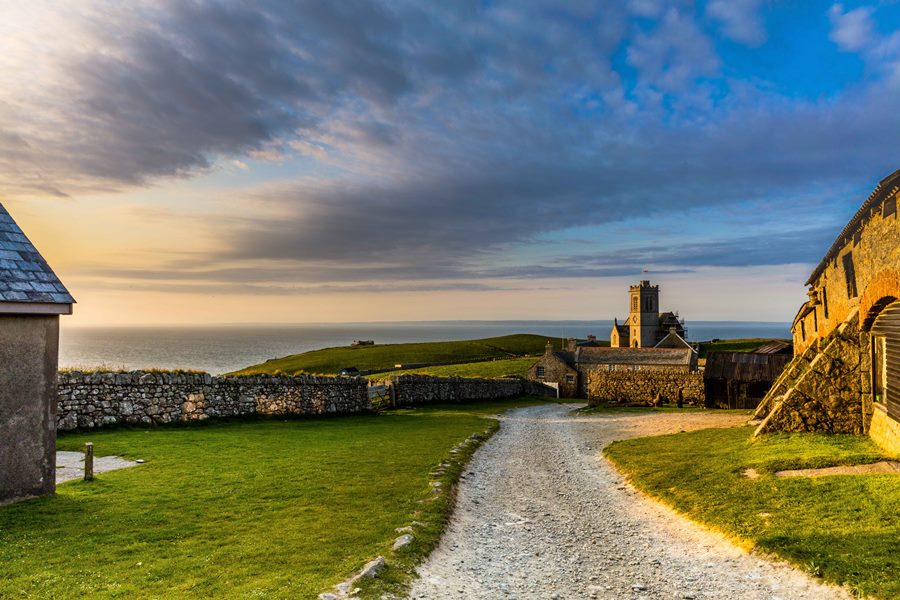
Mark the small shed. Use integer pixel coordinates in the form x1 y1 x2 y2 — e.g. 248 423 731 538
704 351 791 409
0 204 74 506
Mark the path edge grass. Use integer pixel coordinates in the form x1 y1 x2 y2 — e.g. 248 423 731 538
602 430 892 599
333 415 504 599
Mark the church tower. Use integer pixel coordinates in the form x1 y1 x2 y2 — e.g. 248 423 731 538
628 280 660 348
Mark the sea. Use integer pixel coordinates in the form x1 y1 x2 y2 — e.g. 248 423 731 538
58 321 792 376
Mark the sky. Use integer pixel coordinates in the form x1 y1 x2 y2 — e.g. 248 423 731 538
2 0 900 326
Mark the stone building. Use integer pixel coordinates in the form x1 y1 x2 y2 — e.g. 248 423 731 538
0 204 74 506
527 341 696 398
755 168 900 453
610 280 687 348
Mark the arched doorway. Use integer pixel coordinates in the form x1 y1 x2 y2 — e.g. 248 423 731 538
871 299 900 421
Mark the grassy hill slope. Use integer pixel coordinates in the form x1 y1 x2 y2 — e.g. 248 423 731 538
231 334 560 376
374 356 540 380
697 338 791 359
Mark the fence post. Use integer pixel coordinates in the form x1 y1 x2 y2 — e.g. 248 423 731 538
84 442 94 481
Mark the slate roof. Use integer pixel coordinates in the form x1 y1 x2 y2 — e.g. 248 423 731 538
704 351 792 382
0 204 74 305
574 346 694 367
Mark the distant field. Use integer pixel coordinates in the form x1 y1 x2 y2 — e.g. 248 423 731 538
697 338 790 359
231 334 560 376
375 356 540 380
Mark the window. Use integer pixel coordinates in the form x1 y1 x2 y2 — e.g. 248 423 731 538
822 287 829 319
801 319 806 341
842 252 858 298
813 307 818 333
565 375 575 384
884 195 897 218
632 296 638 311
873 336 886 405
644 296 653 311
536 366 545 378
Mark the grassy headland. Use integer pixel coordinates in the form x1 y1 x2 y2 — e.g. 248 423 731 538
231 334 561 376
0 397 551 599
605 427 899 598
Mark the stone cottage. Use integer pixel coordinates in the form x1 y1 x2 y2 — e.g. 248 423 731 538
0 204 74 506
610 280 687 348
754 168 900 453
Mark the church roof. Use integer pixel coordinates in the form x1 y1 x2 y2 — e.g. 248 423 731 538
0 204 74 312
574 347 693 367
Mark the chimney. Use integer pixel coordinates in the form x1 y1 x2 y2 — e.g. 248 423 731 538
545 340 553 355
567 338 577 352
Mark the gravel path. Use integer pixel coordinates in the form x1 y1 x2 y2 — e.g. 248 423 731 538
409 404 851 600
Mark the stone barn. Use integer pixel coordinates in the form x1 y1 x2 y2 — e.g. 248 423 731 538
754 168 900 453
0 204 74 506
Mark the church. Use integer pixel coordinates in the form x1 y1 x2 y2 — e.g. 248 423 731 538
610 280 688 348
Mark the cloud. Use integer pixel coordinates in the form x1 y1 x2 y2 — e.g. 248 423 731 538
828 3 900 82
626 8 721 91
828 3 874 52
4 0 900 304
707 0 767 46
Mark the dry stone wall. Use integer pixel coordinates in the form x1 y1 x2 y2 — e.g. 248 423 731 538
586 369 704 406
57 372 556 431
390 375 556 407
57 371 371 431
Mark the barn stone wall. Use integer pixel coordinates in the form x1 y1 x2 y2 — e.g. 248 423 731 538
585 369 704 406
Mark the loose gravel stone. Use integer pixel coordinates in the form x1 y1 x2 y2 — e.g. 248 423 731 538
408 404 853 600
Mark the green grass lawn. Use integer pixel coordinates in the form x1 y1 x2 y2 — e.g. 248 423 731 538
376 356 539 379
231 334 559 376
697 338 790 359
0 398 549 599
605 427 900 599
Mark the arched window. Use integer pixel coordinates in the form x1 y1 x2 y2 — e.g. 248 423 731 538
632 296 638 311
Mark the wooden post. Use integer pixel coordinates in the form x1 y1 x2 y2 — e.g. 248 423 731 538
84 442 94 481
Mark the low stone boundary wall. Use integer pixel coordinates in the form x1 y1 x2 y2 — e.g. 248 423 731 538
56 372 556 431
390 375 556 407
586 370 704 406
57 371 370 431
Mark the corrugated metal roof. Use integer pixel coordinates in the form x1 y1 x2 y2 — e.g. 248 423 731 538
0 204 74 305
575 346 693 366
754 340 793 354
704 351 791 381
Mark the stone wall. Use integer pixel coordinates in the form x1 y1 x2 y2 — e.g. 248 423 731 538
56 372 556 431
390 375 556 407
57 371 371 430
0 315 59 506
585 369 704 406
754 311 866 436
